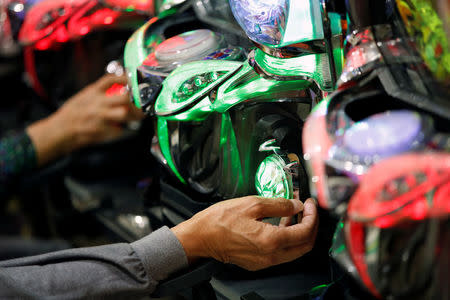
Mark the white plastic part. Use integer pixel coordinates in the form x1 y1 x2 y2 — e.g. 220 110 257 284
155 29 220 64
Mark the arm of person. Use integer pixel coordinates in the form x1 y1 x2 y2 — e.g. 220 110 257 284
172 196 318 270
26 74 143 167
0 226 188 299
0 74 142 197
0 196 318 298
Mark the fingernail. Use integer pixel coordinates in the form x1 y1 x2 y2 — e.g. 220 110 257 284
307 198 318 206
120 87 128 95
290 199 304 212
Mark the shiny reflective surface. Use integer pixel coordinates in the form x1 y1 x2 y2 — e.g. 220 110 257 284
343 111 423 157
18 0 148 49
124 18 160 108
348 153 450 224
229 0 325 48
140 29 224 75
154 60 242 116
255 154 292 199
229 0 287 46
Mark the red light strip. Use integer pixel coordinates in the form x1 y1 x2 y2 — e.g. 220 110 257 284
24 46 48 99
19 0 148 50
19 0 84 46
303 104 333 208
346 220 382 299
348 153 450 224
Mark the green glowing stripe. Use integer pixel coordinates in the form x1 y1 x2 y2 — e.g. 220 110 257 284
155 60 242 116
253 49 337 91
330 12 344 82
278 0 324 47
157 118 186 184
310 284 329 294
124 21 152 109
220 113 244 194
214 62 312 113
162 97 212 121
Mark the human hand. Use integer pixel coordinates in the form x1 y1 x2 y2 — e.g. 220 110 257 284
27 74 144 166
55 73 144 150
172 197 318 271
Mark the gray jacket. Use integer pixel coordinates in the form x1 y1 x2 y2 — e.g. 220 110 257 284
0 227 188 299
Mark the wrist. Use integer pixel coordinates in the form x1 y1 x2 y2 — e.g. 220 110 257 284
50 109 79 153
26 112 75 166
171 219 208 265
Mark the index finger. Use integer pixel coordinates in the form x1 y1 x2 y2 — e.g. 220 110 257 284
270 198 318 248
95 74 129 91
105 93 131 106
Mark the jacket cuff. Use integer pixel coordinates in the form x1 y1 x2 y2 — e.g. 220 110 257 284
131 226 188 282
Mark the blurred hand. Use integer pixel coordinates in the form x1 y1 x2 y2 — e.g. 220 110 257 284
172 197 318 271
27 74 144 166
56 74 144 149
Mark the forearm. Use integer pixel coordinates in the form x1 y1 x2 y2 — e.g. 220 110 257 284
0 227 188 299
26 112 74 167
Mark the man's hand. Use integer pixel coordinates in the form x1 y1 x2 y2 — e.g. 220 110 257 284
172 196 318 271
27 74 144 166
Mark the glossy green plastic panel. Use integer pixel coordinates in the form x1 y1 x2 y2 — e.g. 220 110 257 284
219 113 244 194
330 12 344 79
124 19 161 109
253 13 343 91
157 64 314 121
255 154 293 199
157 118 186 183
254 49 340 91
155 0 186 14
155 60 243 116
280 0 324 47
161 97 213 121
213 62 312 113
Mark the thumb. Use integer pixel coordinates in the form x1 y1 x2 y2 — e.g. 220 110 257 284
252 197 304 219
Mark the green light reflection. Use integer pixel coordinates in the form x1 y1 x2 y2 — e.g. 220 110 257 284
255 154 293 199
157 118 186 183
124 20 162 109
155 60 242 116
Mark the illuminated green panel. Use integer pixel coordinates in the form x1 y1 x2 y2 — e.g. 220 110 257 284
155 0 185 14
219 113 244 195
281 0 324 47
253 49 335 91
162 97 213 122
175 71 227 103
124 20 162 109
252 12 343 91
310 284 330 295
213 62 311 113
330 12 344 78
157 118 186 183
329 12 343 36
255 154 293 199
331 220 346 254
155 60 242 116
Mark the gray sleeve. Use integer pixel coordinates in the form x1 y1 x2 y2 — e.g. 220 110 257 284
0 226 188 299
